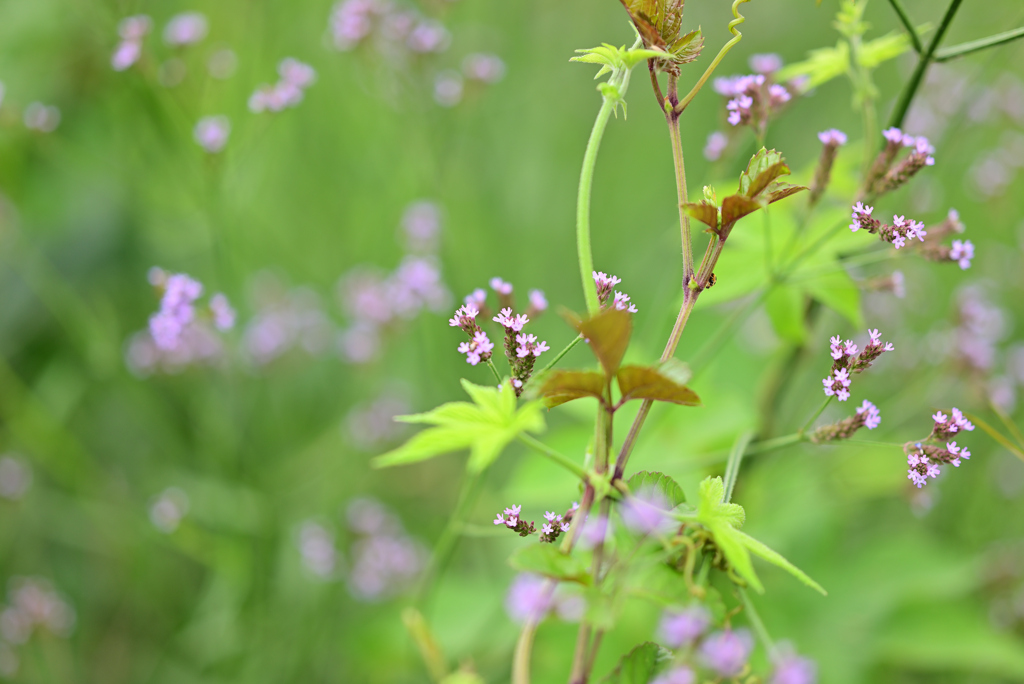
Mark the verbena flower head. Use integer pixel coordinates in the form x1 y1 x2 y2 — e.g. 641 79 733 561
866 127 936 197
949 239 975 269
704 131 728 161
699 629 754 677
490 277 513 296
457 330 493 365
771 645 818 684
856 399 881 429
818 129 847 146
505 573 552 623
657 605 710 648
528 289 548 313
150 273 203 351
749 53 782 75
462 53 506 83
194 116 230 153
821 329 894 401
279 58 316 88
209 293 236 331
163 12 208 46
651 667 696 684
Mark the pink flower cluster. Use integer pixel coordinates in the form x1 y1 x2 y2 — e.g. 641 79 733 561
593 271 638 312
194 116 230 153
249 58 317 113
515 333 549 359
111 15 152 71
494 307 529 332
864 127 936 197
344 497 426 600
329 0 449 54
493 504 574 543
821 329 894 401
715 72 793 130
856 399 881 430
905 408 975 488
458 330 494 366
849 204 927 249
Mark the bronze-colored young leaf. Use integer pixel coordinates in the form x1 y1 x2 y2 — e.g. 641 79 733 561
683 201 719 232
616 365 701 406
669 28 704 65
531 369 608 408
747 161 791 198
575 307 633 378
719 195 764 237
763 181 807 205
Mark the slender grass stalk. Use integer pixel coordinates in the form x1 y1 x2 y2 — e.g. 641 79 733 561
518 434 589 482
935 25 1024 61
723 431 755 503
886 0 924 54
800 397 833 435
539 335 584 374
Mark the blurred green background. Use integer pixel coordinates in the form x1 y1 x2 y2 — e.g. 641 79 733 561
0 0 1023 682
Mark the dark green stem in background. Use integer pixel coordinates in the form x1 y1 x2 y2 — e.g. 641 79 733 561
885 0 923 54
935 25 1024 61
887 0 965 129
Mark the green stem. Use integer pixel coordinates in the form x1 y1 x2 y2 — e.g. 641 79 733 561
723 431 754 503
935 25 1024 61
540 335 584 374
674 0 751 114
800 396 833 435
886 0 924 54
745 432 805 456
486 359 503 383
577 98 616 315
888 0 965 129
414 472 483 604
518 434 589 482
512 611 545 684
739 588 775 655
667 110 694 281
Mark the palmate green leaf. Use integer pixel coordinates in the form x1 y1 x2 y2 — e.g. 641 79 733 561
508 544 592 584
528 369 607 408
734 529 827 595
575 307 633 377
372 380 545 473
616 365 701 406
599 642 672 684
776 28 921 89
570 43 667 79
695 477 825 595
627 471 686 508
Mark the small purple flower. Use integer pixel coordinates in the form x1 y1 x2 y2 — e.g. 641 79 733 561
163 12 208 46
528 289 548 313
406 20 450 53
464 288 487 310
658 605 710 648
541 523 553 535
493 307 529 332
505 573 552 623
209 293 236 331
652 667 696 684
771 647 818 684
883 127 905 145
194 116 230 153
457 330 494 365
111 40 143 71
855 399 881 429
699 629 754 677
726 94 753 126
463 53 505 83
612 291 638 313
433 70 463 107
818 129 847 146
768 84 791 105
950 239 974 269
704 131 729 161
490 277 513 296
279 58 316 88
749 53 783 74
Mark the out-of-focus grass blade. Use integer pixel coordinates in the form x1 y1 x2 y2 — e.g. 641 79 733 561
965 412 1024 464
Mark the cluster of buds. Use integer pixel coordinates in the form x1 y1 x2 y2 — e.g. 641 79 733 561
249 58 317 113
593 271 638 312
850 204 927 250
863 127 935 198
904 408 975 488
810 400 880 442
714 66 795 136
449 279 549 392
808 129 848 206
493 504 576 542
448 305 494 366
821 329 894 401
852 204 975 268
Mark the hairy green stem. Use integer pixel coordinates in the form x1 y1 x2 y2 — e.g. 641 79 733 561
667 109 694 281
739 588 775 654
888 0 965 129
935 25 1024 61
800 396 833 435
518 434 589 481
486 359 502 383
540 335 584 374
576 97 615 315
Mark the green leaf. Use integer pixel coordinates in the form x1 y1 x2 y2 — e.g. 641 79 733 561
575 307 633 378
599 642 672 684
734 529 827 596
657 358 692 386
799 270 863 329
616 365 701 406
765 285 807 344
763 181 807 205
694 477 826 596
373 381 545 473
529 369 607 408
508 544 592 585
738 149 788 198
627 471 686 508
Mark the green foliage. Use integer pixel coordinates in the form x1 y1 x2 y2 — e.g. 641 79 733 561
372 380 545 473
695 477 826 595
765 285 808 344
616 0 705 71
508 543 593 585
626 471 686 508
570 43 666 79
599 641 672 684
